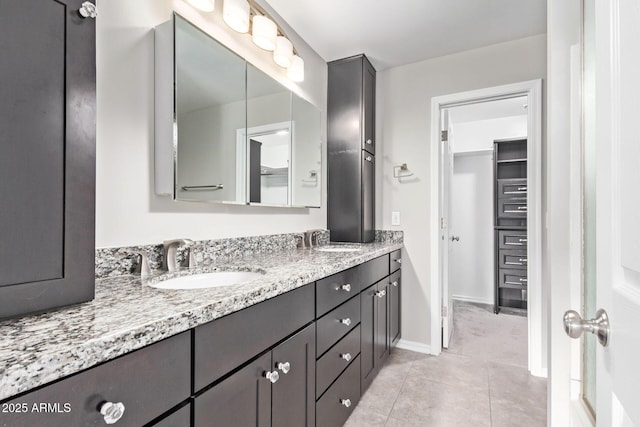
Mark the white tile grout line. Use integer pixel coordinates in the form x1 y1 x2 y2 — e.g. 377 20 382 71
383 355 415 427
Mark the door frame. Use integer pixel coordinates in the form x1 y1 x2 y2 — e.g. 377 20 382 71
429 79 545 377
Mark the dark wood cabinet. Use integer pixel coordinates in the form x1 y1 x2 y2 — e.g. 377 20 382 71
374 279 390 366
0 0 96 319
494 138 528 314
195 323 315 427
194 352 272 427
360 278 390 394
271 323 316 427
327 54 376 243
389 270 402 348
1 332 190 427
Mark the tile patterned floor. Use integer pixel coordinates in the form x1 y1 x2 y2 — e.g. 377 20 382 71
344 301 547 426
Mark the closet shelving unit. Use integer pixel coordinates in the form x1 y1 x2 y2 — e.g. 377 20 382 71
494 137 528 315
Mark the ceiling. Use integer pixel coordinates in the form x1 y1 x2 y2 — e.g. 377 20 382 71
448 96 528 125
265 0 546 70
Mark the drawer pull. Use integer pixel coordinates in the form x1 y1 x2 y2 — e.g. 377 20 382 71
338 283 352 292
264 370 280 384
517 206 527 210
517 187 527 191
505 281 526 286
394 258 402 264
340 352 352 362
519 238 528 243
519 278 528 282
340 398 352 408
519 258 528 262
505 262 524 266
277 361 291 374
340 318 352 326
375 290 386 298
99 401 125 425
392 281 399 287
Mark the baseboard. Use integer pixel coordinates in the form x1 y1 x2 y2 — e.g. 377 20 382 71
396 339 432 355
452 295 493 305
531 366 548 379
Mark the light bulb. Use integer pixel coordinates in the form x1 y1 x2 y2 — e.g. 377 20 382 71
273 36 293 68
252 15 277 51
223 0 250 33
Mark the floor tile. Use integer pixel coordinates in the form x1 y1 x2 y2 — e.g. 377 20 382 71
388 375 491 427
410 351 489 392
343 404 388 427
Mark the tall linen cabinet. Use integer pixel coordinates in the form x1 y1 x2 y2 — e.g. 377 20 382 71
327 55 376 243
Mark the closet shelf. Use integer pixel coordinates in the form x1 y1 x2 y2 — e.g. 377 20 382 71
496 158 527 164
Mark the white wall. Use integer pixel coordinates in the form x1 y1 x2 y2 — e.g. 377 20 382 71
96 0 327 247
376 34 546 349
452 116 528 152
449 116 527 304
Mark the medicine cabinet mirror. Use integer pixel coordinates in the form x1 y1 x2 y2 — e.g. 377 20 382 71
155 14 321 208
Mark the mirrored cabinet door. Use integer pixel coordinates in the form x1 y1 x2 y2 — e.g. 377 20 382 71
155 14 321 208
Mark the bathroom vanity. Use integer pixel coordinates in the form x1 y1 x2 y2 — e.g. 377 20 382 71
0 241 402 427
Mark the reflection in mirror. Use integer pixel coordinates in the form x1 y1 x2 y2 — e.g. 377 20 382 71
241 64 292 206
291 95 322 207
175 15 246 203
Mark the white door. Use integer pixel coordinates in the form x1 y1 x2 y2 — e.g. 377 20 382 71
440 109 454 348
570 0 640 424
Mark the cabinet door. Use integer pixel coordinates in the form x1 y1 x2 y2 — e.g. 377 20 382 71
360 283 376 392
271 323 315 427
0 0 96 318
362 151 375 243
194 352 271 427
375 280 390 364
362 58 376 155
389 270 401 348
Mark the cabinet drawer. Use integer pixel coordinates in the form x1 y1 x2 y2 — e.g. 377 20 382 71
497 198 527 218
390 249 402 273
316 267 360 317
1 332 190 427
497 178 527 198
151 402 191 427
316 355 361 427
498 268 528 290
316 324 361 397
360 254 389 288
497 229 528 249
498 249 528 270
316 296 360 357
194 284 314 392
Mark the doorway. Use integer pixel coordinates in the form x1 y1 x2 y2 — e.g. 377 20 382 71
429 80 545 377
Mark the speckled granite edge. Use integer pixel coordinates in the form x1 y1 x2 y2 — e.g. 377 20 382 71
375 230 403 243
95 230 330 278
1 239 401 401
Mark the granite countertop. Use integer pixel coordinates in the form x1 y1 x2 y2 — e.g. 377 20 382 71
0 241 402 401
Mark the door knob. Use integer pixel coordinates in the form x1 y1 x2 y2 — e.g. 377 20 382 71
450 236 459 242
563 308 610 347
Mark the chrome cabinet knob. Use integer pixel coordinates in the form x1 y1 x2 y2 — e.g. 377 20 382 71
395 258 402 264
99 401 125 424
375 290 386 298
277 361 291 374
563 308 610 347
392 281 399 287
340 398 352 408
264 370 280 383
365 139 373 145
338 283 351 292
79 1 97 18
340 352 352 362
340 318 352 326
365 156 373 162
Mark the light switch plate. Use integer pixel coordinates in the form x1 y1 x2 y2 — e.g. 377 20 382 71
391 211 401 226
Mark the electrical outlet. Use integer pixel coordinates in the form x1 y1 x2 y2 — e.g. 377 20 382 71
391 211 401 226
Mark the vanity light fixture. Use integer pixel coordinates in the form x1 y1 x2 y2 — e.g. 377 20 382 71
218 0 305 81
273 36 293 67
223 0 250 33
185 0 215 12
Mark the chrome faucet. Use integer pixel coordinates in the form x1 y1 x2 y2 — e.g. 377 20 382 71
162 239 194 272
304 229 325 247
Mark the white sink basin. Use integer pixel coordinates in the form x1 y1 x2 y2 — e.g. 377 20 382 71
314 246 362 253
149 271 262 290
